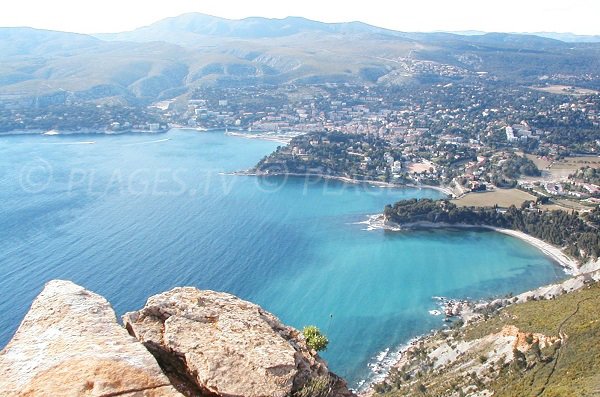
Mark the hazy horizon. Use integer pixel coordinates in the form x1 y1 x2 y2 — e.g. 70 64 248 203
2 0 600 36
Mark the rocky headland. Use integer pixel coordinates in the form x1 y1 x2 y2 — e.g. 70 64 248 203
0 280 354 397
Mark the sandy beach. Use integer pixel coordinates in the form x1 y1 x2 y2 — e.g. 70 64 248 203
487 227 579 274
224 131 293 144
362 215 580 273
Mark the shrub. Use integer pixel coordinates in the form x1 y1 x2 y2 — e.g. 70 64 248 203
302 325 329 352
295 375 334 397
372 382 392 393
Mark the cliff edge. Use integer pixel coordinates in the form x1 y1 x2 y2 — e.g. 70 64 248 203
0 280 182 396
123 287 354 397
0 280 354 397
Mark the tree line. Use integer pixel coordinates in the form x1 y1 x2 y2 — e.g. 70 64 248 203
384 199 600 262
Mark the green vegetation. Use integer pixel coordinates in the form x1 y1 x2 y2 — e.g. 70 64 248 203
569 166 600 185
384 199 600 261
374 283 600 397
302 325 329 352
254 132 406 183
500 154 541 179
295 375 334 397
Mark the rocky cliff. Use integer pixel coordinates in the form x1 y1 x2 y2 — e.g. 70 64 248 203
123 287 353 397
0 280 182 396
0 280 354 397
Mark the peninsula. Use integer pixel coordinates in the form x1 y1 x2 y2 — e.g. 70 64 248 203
383 198 600 266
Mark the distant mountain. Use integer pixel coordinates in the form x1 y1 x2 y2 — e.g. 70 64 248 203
401 31 568 51
0 27 100 56
99 14 600 47
96 13 402 45
447 30 600 43
532 32 600 43
2 15 600 106
0 27 194 103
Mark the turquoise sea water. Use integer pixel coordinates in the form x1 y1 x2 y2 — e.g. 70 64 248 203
0 129 565 387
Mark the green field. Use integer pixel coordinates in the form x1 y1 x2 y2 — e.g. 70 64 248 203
453 188 536 208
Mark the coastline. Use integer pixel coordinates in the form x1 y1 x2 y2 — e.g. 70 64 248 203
0 128 167 136
355 213 600 394
224 130 295 144
231 170 455 196
230 166 585 276
488 227 580 274
362 215 580 273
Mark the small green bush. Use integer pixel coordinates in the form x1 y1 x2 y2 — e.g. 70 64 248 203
302 325 329 352
295 375 333 397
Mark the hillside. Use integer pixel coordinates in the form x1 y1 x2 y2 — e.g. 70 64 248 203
0 28 194 104
372 281 600 397
2 14 600 105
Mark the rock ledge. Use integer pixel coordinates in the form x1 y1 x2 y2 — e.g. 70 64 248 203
124 287 353 397
0 280 181 396
1 281 354 397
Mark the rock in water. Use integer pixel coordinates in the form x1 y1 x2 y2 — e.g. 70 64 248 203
0 280 182 397
124 287 354 397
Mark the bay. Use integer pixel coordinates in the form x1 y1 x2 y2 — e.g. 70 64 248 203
0 129 565 386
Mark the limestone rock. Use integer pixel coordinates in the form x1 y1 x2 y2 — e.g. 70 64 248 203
0 280 182 397
124 287 354 397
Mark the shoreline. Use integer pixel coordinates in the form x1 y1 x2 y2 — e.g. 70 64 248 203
361 215 580 273
223 130 296 144
231 171 455 196
0 128 167 136
355 214 600 394
487 227 579 274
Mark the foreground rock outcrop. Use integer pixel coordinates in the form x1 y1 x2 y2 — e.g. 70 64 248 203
123 287 354 397
0 280 182 396
0 280 354 397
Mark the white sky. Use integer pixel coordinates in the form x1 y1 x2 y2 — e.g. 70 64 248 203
1 0 599 35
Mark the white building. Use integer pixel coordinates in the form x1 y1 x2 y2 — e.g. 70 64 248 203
505 126 518 142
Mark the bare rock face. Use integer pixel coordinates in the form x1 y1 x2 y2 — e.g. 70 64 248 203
123 287 354 397
0 281 354 397
0 280 182 397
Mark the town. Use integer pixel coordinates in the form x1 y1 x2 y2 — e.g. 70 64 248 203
159 81 600 211
1 79 599 210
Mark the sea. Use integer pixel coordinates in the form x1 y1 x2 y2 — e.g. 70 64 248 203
0 129 566 388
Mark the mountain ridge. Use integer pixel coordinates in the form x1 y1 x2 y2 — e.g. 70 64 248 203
95 13 405 43
96 13 600 44
2 14 600 105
